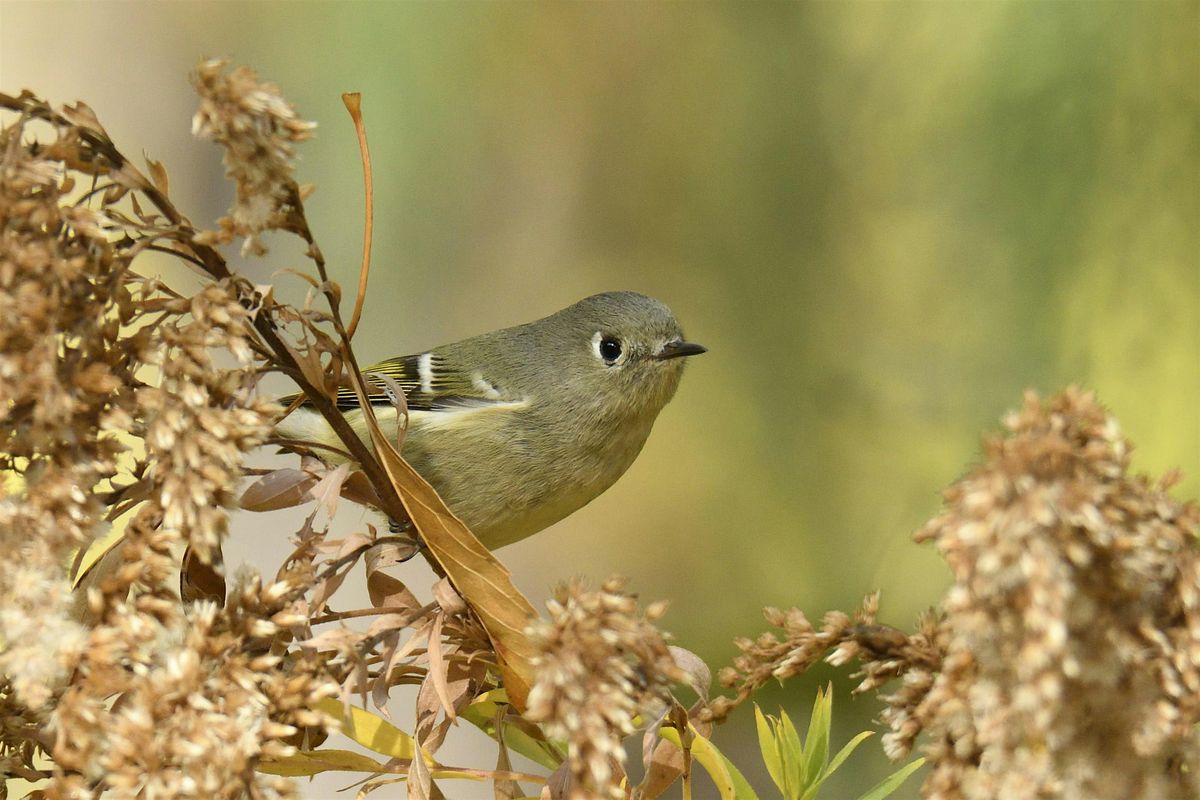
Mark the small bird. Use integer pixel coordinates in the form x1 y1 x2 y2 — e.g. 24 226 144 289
275 291 705 548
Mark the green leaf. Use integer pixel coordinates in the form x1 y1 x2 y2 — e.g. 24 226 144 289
855 758 926 800
800 685 832 789
460 695 564 770
754 705 786 795
660 725 761 800
778 709 804 798
825 731 874 778
799 731 874 800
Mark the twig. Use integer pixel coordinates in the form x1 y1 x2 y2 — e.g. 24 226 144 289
341 92 374 341
310 605 424 626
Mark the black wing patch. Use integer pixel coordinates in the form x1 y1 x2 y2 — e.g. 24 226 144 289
280 353 502 412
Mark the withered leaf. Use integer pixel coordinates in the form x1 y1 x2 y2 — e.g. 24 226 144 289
279 338 332 403
340 468 386 509
542 762 571 800
303 626 365 653
365 547 420 608
372 631 401 712
492 706 523 800
387 619 433 673
365 613 419 639
102 183 130 205
309 461 351 519
145 157 170 196
365 370 410 451
240 468 319 512
62 100 107 136
431 577 466 616
180 546 227 605
310 560 351 614
636 701 710 800
669 646 712 701
408 744 435 800
425 612 456 721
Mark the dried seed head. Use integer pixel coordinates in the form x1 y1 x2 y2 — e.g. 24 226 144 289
191 60 316 256
526 577 686 799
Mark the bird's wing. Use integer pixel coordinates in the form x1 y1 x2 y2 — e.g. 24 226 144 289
281 352 509 412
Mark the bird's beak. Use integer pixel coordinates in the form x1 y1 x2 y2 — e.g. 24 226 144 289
654 340 708 360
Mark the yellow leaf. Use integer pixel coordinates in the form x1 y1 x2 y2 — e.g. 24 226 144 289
71 513 129 589
660 725 760 800
316 697 424 762
257 748 385 777
71 427 146 588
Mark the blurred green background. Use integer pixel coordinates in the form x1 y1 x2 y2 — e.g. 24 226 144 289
4 2 1197 798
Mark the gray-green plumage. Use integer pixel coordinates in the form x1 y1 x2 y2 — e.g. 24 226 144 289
276 292 704 548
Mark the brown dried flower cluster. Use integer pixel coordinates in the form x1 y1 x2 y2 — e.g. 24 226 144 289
526 577 686 799
139 281 277 563
0 115 129 714
49 575 337 800
905 388 1200 800
191 59 316 256
0 83 339 798
710 389 1199 800
707 593 886 722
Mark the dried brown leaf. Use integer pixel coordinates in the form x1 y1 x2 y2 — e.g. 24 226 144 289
146 157 170 196
365 613 419 639
431 577 467 616
303 626 367 653
414 660 476 754
102 182 129 205
341 468 387 510
311 561 352 614
425 612 456 721
493 706 523 800
61 100 107 136
365 552 420 609
240 468 320 512
542 762 572 800
635 702 706 800
371 636 400 713
388 620 433 670
279 338 333 403
408 743 435 800
668 646 712 701
180 546 227 605
309 462 351 519
365 370 410 451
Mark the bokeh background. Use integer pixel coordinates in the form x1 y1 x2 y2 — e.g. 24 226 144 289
4 2 1197 798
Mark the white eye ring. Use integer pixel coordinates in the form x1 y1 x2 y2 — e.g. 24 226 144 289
592 331 624 365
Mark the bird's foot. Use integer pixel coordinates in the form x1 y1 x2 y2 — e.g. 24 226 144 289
387 517 424 562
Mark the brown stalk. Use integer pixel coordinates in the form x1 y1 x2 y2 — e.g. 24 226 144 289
341 92 374 342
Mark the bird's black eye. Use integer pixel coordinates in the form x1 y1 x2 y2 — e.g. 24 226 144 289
599 336 623 365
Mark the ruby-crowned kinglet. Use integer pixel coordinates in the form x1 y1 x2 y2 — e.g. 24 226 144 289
276 291 705 548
